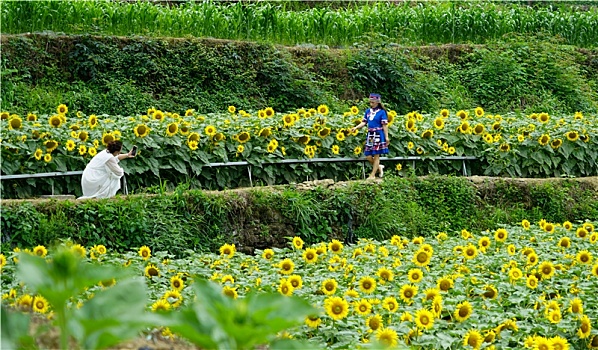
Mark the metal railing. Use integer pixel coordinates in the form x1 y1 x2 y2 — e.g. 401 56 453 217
0 155 476 194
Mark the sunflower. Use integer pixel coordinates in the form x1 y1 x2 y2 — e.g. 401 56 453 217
538 134 550 146
421 129 434 139
437 276 454 292
577 227 589 239
472 124 484 135
221 275 235 284
188 140 199 151
566 131 579 142
32 245 48 257
263 107 275 117
376 328 398 348
463 244 478 259
550 138 563 149
538 112 549 123
139 246 151 260
302 314 322 329
47 114 62 128
165 123 178 137
163 290 182 308
88 147 97 157
527 253 538 266
353 299 372 316
213 132 225 142
93 244 107 255
132 124 149 138
373 268 392 284
463 329 483 349
204 125 217 137
283 275 301 290
414 309 434 330
494 228 508 242
478 237 491 251
482 285 498 299
509 267 523 282
399 284 418 304
291 236 304 250
302 248 318 264
42 152 52 163
359 276 376 293
153 110 165 121
324 296 349 320
56 104 68 114
539 261 555 279
279 258 295 275
521 219 531 230
454 301 473 322
584 222 595 233
8 115 23 130
433 117 445 129
381 296 398 313
262 248 274 260
498 143 511 152
17 294 33 310
578 315 592 338
314 104 329 115
406 268 423 283
330 144 340 155
219 243 236 258
170 275 184 291
34 149 43 160
459 121 471 134
568 298 583 314
328 240 343 254
278 279 294 296
89 114 98 128
30 295 49 314
317 127 331 138
413 249 431 267
576 250 593 264
144 264 160 278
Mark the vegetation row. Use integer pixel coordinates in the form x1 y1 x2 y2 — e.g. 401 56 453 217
2 1 598 47
2 34 596 119
2 176 597 256
1 219 597 349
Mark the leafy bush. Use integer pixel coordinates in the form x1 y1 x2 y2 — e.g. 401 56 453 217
1 176 596 256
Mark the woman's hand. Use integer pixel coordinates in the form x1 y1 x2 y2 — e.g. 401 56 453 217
127 150 136 158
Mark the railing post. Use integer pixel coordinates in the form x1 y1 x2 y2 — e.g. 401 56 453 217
462 160 467 176
247 165 253 187
362 162 366 179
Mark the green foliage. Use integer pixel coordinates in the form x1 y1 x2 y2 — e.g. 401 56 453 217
165 279 316 350
1 306 36 350
1 34 596 119
2 177 596 256
2 1 597 47
15 248 159 349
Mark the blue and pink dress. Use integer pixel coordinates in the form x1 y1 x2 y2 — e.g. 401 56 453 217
362 108 389 156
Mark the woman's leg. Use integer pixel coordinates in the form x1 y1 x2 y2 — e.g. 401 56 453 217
369 155 380 179
366 155 373 165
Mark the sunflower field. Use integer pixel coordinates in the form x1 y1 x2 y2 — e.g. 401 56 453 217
1 105 596 197
2 219 597 349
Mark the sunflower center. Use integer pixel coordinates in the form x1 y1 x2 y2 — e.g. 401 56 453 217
542 267 552 274
468 337 477 346
363 282 371 289
421 315 429 324
404 291 413 298
459 308 468 317
417 253 428 263
582 324 589 332
149 268 158 276
326 283 334 291
36 301 44 309
333 305 342 314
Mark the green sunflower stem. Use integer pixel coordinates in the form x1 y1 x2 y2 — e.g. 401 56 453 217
58 304 69 350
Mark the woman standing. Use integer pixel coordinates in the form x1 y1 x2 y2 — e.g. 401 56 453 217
351 93 390 179
79 140 135 199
